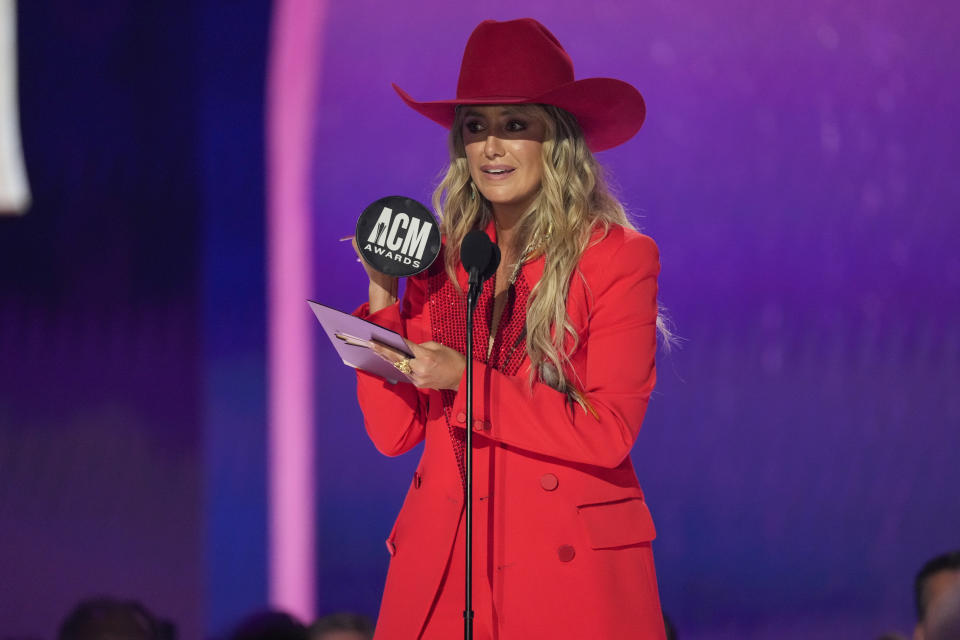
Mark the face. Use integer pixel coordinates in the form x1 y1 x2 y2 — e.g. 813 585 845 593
916 570 960 640
461 105 546 217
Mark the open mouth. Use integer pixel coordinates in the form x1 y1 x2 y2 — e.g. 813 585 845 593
482 168 515 176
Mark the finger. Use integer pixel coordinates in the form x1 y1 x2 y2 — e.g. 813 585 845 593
370 348 394 363
401 365 422 386
370 340 408 362
408 372 427 388
404 339 428 358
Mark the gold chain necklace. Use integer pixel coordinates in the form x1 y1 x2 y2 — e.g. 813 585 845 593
507 232 550 285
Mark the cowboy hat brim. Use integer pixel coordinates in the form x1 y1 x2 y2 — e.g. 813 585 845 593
392 77 646 152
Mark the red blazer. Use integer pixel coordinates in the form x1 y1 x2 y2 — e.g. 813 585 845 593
355 223 666 639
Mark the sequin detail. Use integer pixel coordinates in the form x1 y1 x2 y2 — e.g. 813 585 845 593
427 269 531 486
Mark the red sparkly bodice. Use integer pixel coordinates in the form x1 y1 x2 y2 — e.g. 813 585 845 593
426 267 530 485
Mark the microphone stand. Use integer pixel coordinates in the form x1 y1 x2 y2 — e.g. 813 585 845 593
459 230 497 640
463 275 480 640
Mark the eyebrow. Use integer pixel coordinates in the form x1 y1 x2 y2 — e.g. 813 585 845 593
462 107 524 119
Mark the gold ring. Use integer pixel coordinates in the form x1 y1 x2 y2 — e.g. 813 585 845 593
393 358 413 375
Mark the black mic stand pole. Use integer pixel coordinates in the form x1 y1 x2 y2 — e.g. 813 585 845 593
463 276 479 640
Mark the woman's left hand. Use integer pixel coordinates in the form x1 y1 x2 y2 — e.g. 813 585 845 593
371 339 466 391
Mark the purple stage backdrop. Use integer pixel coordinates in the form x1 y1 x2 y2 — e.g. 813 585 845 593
0 1 958 639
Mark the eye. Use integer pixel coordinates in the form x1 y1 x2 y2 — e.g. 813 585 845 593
505 119 527 132
464 119 485 134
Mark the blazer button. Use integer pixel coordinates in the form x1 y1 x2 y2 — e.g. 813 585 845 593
473 419 490 431
557 545 576 563
456 412 466 423
414 471 422 489
540 473 559 491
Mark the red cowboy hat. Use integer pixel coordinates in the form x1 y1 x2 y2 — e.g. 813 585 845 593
393 18 646 152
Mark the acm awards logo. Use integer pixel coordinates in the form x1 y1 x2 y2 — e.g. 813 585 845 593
364 206 431 266
356 196 440 277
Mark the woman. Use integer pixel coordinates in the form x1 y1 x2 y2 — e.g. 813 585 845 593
353 18 667 640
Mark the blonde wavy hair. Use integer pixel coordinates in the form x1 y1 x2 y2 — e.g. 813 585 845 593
432 104 654 394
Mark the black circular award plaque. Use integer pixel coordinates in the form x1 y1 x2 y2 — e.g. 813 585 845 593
355 196 441 277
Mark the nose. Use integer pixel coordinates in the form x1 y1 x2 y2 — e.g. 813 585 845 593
483 134 504 159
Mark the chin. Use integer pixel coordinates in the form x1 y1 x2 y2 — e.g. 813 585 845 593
480 189 537 208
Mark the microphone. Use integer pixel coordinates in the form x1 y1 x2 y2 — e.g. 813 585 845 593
460 229 500 288
458 230 499 634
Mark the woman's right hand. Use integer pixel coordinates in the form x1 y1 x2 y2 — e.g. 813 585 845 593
352 237 398 313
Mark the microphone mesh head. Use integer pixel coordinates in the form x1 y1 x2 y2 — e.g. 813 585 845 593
461 229 491 269
460 229 500 283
